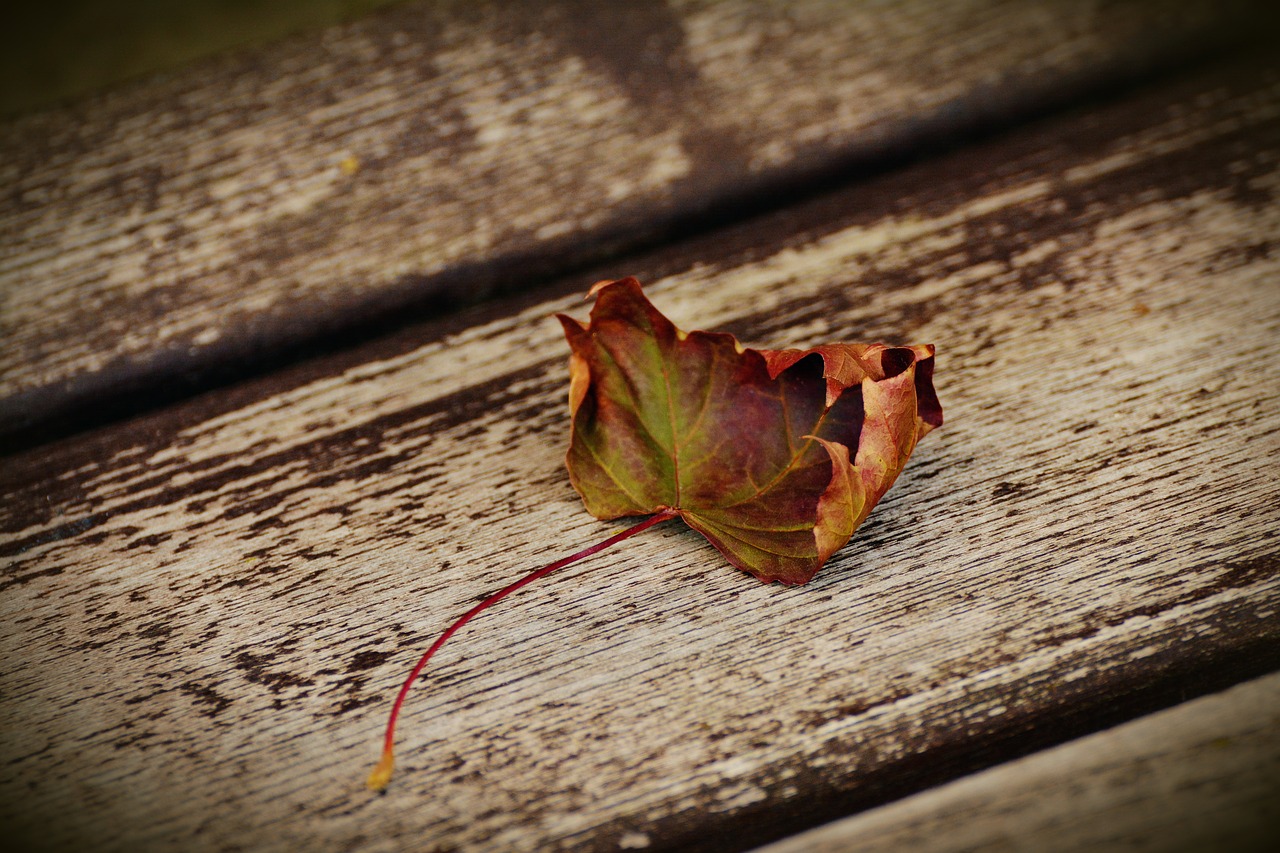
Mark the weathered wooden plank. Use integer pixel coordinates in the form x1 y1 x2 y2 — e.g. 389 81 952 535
754 671 1280 853
2 56 1279 853
0 0 1260 440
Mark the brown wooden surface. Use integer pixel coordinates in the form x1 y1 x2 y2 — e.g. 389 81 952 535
0 0 1260 441
755 671 1280 853
2 53 1278 851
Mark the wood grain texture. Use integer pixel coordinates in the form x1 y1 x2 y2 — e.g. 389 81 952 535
754 671 1280 853
0 0 1260 439
3 56 1279 852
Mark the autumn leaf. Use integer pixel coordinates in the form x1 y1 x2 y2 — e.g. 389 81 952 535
559 277 941 584
367 276 941 791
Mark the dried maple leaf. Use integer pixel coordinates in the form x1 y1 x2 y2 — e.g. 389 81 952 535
560 277 941 584
367 277 941 791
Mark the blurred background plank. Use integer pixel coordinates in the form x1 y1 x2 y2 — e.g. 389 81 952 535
0 0 1265 443
754 672 1280 853
3 53 1277 852
1 1 408 118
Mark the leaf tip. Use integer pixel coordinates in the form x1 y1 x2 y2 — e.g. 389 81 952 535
586 276 643 300
367 748 395 793
556 312 587 335
586 278 619 299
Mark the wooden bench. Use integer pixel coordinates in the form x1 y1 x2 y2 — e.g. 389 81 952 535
2 2 1277 850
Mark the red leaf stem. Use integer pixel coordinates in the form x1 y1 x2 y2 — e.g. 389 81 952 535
367 508 679 791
